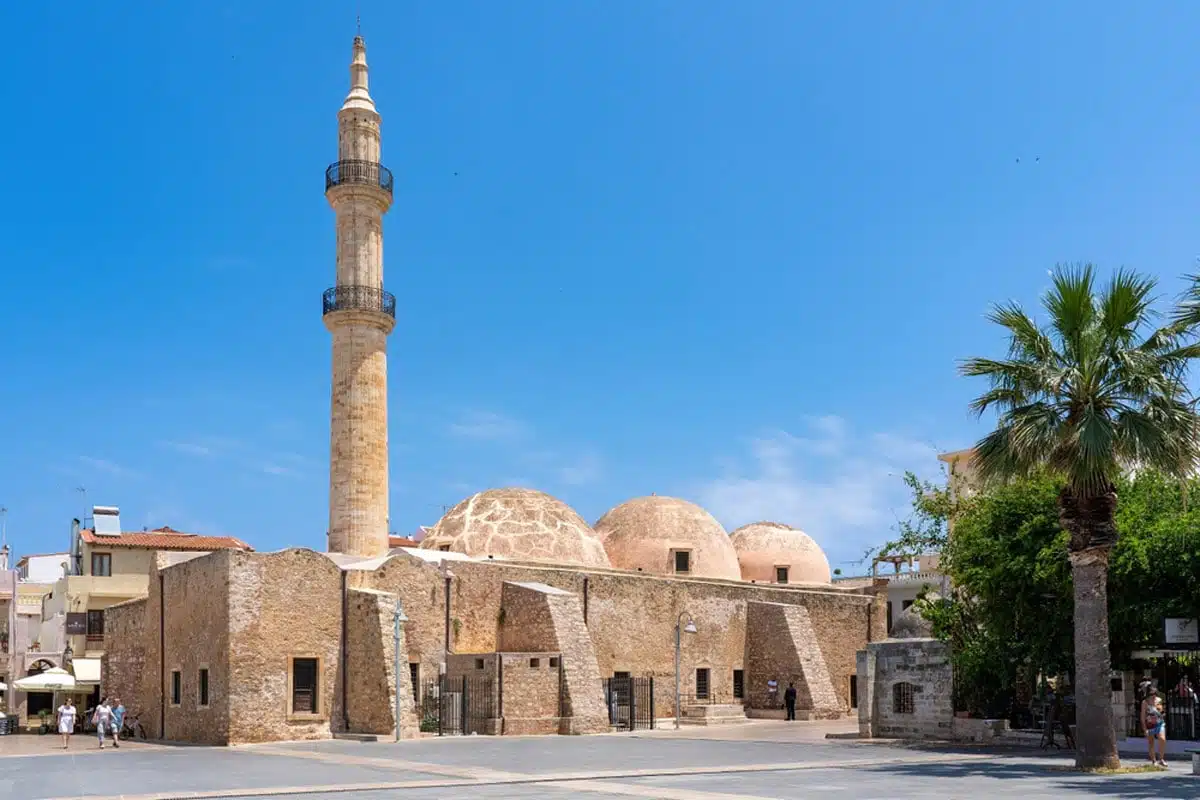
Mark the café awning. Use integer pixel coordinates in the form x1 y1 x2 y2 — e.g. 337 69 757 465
72 658 102 686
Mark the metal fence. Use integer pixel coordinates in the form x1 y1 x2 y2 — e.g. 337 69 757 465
604 676 655 731
419 674 496 736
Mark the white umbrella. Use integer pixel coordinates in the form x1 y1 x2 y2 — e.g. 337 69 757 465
12 667 75 691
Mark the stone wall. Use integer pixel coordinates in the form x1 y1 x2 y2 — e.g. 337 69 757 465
355 552 874 720
857 638 953 740
100 597 148 718
744 601 841 719
497 581 607 734
161 550 232 745
226 549 344 744
499 652 562 735
345 587 418 738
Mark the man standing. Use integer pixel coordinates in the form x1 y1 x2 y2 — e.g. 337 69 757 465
784 682 797 721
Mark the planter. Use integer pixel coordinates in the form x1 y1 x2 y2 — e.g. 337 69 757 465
39 724 49 735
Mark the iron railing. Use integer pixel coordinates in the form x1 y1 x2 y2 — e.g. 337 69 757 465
419 675 496 736
325 160 394 195
322 286 396 318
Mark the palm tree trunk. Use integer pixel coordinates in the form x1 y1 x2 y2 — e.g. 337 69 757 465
1068 548 1120 769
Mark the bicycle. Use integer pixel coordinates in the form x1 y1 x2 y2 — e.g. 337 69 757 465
121 713 147 741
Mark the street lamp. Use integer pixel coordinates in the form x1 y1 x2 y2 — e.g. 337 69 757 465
393 597 408 742
674 612 697 730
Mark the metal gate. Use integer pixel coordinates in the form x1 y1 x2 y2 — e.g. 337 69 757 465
604 676 655 731
419 675 496 736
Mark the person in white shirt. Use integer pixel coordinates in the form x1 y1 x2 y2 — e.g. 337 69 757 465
94 698 113 749
57 698 77 749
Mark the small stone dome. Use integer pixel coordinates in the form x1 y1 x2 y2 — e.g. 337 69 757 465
594 496 740 581
729 522 832 584
420 488 610 568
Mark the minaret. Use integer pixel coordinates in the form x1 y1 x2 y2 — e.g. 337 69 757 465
323 35 394 558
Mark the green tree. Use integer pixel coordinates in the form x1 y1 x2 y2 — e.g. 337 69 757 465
961 265 1200 768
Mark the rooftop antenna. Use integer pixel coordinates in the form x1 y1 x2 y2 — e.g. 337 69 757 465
76 486 89 527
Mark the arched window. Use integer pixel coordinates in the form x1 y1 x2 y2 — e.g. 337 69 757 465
892 682 917 714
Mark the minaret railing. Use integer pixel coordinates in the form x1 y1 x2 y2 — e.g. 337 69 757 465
325 160 394 195
322 286 397 318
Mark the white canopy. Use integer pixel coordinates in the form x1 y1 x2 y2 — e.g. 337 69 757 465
72 658 102 686
13 667 76 691
0 681 7 691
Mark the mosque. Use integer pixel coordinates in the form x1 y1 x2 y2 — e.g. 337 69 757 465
101 35 886 744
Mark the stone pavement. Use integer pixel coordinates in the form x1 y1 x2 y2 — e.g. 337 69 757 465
1 721 1196 799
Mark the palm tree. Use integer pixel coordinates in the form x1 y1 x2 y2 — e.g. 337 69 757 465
962 264 1200 769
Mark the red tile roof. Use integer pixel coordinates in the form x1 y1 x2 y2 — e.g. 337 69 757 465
388 536 420 549
81 526 253 552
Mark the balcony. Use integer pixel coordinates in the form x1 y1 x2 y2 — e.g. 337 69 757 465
322 286 396 318
325 160 394 196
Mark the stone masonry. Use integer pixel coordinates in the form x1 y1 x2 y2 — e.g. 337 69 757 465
857 638 953 740
325 34 395 559
345 587 419 738
745 601 841 719
497 581 608 734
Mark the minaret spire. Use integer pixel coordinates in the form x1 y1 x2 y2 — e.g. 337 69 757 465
322 33 395 559
343 34 374 112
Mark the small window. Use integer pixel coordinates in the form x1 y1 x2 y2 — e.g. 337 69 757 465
529 658 540 668
474 658 485 670
86 610 105 640
775 566 789 584
674 550 691 574
849 675 858 709
892 682 916 714
549 657 559 668
1110 677 1123 693
91 552 112 577
292 657 319 714
409 663 420 702
198 668 210 708
696 668 710 700
170 670 181 706
733 669 745 700
439 545 450 552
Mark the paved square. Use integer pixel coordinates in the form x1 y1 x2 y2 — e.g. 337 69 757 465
1 722 1195 799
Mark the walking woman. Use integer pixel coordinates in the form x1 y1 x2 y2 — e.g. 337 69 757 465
56 697 77 750
1142 686 1168 766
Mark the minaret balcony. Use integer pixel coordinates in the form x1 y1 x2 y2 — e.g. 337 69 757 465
322 285 396 318
325 160 394 196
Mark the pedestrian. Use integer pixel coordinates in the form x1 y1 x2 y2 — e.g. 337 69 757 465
784 682 797 721
111 697 125 748
94 697 113 750
1141 686 1167 767
56 697 77 750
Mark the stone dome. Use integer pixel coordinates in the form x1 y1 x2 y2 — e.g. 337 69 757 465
419 488 610 568
594 495 740 581
729 522 832 584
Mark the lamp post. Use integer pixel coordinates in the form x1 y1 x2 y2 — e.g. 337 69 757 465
393 597 408 742
674 612 697 730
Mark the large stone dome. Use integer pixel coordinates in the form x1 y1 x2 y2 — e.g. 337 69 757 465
594 496 740 580
419 488 610 568
729 522 832 584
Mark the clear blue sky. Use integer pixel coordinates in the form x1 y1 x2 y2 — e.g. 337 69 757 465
1 1 1197 572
